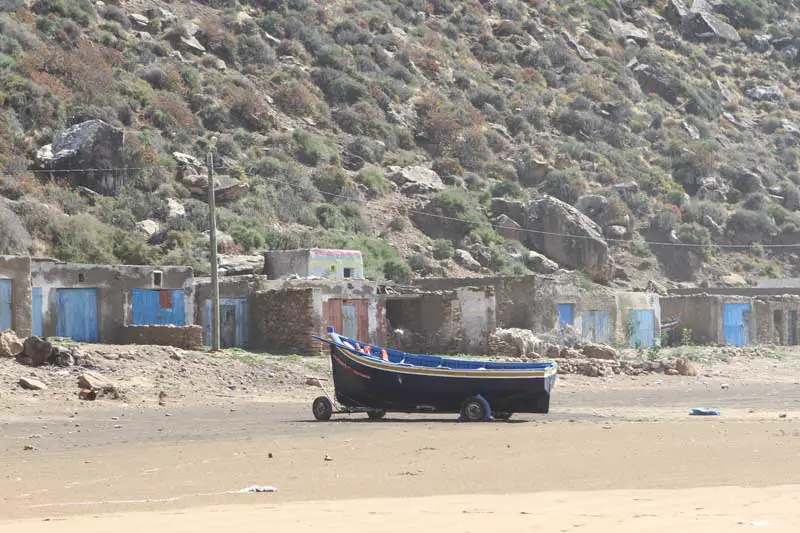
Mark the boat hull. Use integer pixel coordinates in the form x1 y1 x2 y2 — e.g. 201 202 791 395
328 344 556 414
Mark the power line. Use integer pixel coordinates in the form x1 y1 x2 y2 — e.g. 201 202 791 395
1 163 797 250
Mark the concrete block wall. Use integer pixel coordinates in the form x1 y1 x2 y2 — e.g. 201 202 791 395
0 255 33 337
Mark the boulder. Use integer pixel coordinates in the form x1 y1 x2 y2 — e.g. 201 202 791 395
684 12 740 42
720 273 747 287
488 328 543 359
218 254 265 276
645 279 668 296
50 346 76 367
559 347 581 359
136 219 161 241
166 198 186 218
78 371 115 390
493 214 523 241
608 19 650 46
690 0 712 13
182 173 250 204
697 176 730 202
18 336 53 367
0 330 23 358
746 85 784 102
604 225 628 239
34 120 125 195
582 342 618 360
665 0 689 26
676 357 698 376
747 33 773 52
524 251 559 274
18 377 48 391
454 249 482 272
493 196 615 283
387 166 444 193
632 63 679 104
130 13 150 29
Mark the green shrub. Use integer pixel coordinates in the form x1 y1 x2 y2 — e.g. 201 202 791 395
727 208 778 243
490 180 522 198
347 137 385 165
432 238 454 260
677 223 712 259
455 128 491 171
312 67 367 105
540 169 588 205
356 167 391 196
293 130 339 166
382 258 413 282
275 80 326 117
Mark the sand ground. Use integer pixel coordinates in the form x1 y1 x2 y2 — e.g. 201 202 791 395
2 353 800 531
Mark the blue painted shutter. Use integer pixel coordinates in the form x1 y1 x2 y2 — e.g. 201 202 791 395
56 289 98 342
723 303 751 346
558 303 575 328
628 309 656 348
235 298 248 347
0 279 12 331
204 299 212 347
32 287 43 337
132 289 186 325
583 310 612 343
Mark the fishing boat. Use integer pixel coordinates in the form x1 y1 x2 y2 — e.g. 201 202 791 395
310 327 558 422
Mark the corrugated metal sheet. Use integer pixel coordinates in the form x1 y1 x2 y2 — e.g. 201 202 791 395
628 309 656 348
582 310 612 343
558 303 575 328
131 289 186 326
723 303 751 346
0 279 11 331
32 287 43 337
204 298 248 348
56 288 99 342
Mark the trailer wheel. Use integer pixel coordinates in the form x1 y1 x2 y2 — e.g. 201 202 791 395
312 396 333 421
366 410 386 420
460 396 488 422
494 411 513 421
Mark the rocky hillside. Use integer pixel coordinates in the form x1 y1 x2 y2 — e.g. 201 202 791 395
1 0 799 287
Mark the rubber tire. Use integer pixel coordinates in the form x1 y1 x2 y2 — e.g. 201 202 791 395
460 396 488 422
366 410 386 420
494 411 513 421
312 396 333 421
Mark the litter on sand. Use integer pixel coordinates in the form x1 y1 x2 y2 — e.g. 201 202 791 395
235 486 278 493
689 408 720 416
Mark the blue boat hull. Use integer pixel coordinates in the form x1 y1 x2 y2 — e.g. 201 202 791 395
325 342 556 414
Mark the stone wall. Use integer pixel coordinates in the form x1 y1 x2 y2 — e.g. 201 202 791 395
753 296 800 345
249 288 320 355
660 295 723 344
0 255 32 337
385 293 459 354
118 325 204 349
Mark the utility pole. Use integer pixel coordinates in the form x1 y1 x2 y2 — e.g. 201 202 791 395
207 150 221 351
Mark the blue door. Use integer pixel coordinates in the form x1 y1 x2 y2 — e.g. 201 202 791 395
204 298 248 348
723 303 751 346
628 309 656 348
131 289 186 326
558 303 575 328
582 310 612 343
56 288 99 342
32 287 43 337
0 279 11 331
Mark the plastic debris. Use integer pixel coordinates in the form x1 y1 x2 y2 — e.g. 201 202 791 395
690 408 720 416
236 486 278 494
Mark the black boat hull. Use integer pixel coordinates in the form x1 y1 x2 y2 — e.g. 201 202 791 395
327 344 556 414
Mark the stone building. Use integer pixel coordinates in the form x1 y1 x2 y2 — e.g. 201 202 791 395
663 287 800 346
0 255 194 343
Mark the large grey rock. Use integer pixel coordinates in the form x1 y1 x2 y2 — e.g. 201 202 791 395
34 120 125 195
0 330 23 358
665 0 689 26
18 377 48 391
454 249 482 272
493 214 523 241
387 166 444 193
493 196 614 283
632 64 679 104
166 198 186 218
609 19 650 46
17 337 53 367
136 219 161 240
525 251 559 274
218 255 265 276
182 173 250 204
561 30 593 60
746 85 784 102
78 371 115 390
488 328 543 359
685 12 740 42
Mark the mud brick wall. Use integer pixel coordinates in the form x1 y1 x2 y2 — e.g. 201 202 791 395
249 288 320 355
118 325 204 349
